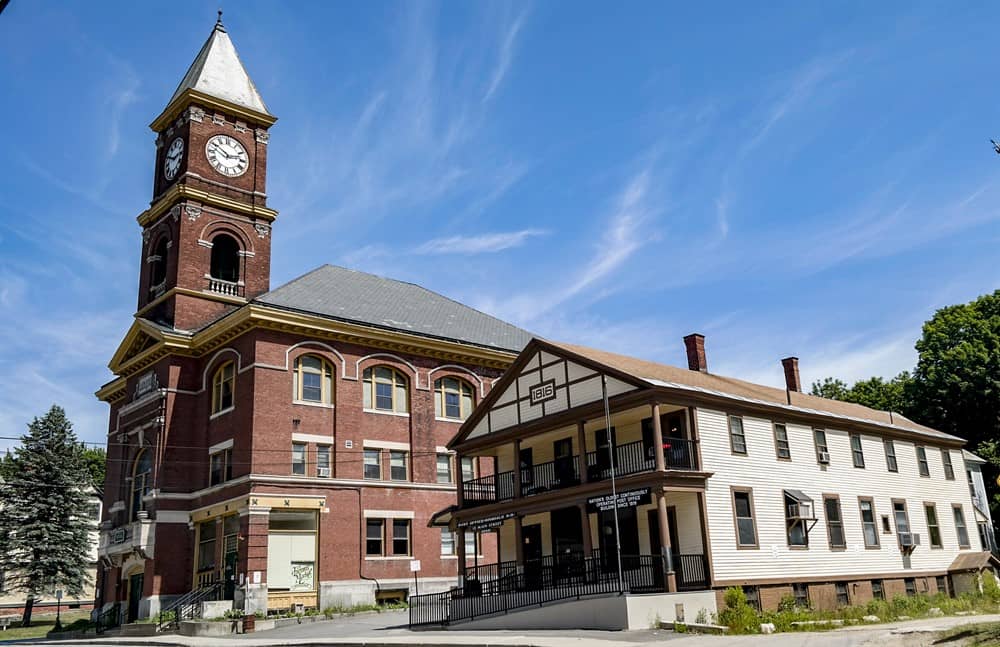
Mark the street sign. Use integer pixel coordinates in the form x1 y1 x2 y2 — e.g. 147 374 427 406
457 511 515 531
409 560 421 573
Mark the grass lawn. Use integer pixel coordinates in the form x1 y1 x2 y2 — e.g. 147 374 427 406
937 622 1000 646
0 610 91 642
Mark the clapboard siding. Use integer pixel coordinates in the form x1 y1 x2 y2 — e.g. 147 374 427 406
699 408 978 583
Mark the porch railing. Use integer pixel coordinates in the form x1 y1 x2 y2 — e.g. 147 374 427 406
461 438 699 508
586 437 698 482
158 581 223 632
463 470 515 508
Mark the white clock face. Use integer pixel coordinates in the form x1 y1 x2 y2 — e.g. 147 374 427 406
205 134 249 177
163 137 184 181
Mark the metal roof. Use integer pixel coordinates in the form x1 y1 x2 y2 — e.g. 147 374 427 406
168 18 271 116
254 265 533 352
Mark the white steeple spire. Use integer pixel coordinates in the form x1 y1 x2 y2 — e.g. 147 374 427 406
167 13 271 117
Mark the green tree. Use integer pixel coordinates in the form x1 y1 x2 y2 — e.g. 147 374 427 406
809 373 912 413
909 290 1000 450
0 406 95 627
82 446 106 489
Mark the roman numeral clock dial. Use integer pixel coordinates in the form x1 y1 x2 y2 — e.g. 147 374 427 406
205 134 249 177
163 137 184 181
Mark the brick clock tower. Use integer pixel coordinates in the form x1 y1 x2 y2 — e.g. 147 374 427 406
137 15 276 331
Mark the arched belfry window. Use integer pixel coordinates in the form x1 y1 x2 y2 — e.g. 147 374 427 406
130 449 153 521
150 238 169 288
210 234 241 283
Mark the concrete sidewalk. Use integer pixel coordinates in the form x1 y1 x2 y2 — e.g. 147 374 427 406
17 612 1000 646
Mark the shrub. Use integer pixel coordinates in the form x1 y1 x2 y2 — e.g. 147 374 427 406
718 587 760 634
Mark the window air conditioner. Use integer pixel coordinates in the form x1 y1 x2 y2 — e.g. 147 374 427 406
787 503 815 520
817 451 831 464
317 467 331 478
899 532 920 547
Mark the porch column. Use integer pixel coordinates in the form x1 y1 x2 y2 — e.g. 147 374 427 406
578 503 593 556
577 421 588 484
456 454 465 506
512 440 522 498
457 528 467 584
656 491 677 592
651 403 666 472
696 490 713 588
514 515 524 563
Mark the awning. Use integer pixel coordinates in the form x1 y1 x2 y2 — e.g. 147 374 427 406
784 489 813 503
428 505 456 528
948 551 1000 572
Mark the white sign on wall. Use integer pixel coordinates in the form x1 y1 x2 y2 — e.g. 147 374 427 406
410 560 421 573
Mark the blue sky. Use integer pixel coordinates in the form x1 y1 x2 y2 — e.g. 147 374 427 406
1 1 998 448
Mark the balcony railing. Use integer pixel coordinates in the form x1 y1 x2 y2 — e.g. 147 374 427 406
461 439 699 508
586 437 698 482
206 277 244 297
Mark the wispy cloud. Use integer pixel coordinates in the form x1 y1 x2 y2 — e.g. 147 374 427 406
414 228 547 255
483 10 528 102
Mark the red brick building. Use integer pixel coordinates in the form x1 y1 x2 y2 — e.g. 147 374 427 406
95 18 528 622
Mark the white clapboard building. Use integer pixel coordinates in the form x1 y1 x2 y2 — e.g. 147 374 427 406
417 335 998 630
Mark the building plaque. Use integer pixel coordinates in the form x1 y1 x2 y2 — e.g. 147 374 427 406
586 487 651 513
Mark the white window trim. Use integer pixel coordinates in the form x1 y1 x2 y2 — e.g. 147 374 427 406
363 408 410 418
208 438 234 454
292 400 336 410
292 433 334 444
436 446 454 454
364 440 411 451
363 509 415 519
209 406 235 420
365 556 413 561
435 417 464 424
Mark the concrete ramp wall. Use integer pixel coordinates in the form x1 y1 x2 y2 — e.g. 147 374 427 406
454 590 717 631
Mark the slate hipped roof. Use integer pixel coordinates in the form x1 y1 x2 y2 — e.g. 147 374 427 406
255 265 534 353
168 17 271 117
546 340 964 444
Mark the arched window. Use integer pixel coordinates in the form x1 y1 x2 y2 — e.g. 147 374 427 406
150 238 169 288
362 366 408 413
130 449 152 521
294 355 334 404
434 377 475 420
212 361 235 414
209 233 240 282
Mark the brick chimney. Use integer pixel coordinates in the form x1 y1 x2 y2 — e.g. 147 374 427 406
683 334 707 372
781 357 801 392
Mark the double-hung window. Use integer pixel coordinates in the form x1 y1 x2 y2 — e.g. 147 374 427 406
211 362 235 415
824 496 846 549
291 442 307 475
210 448 232 486
850 434 865 468
916 446 930 477
389 450 408 481
784 490 814 547
884 439 898 472
316 445 330 477
436 453 453 483
941 449 955 480
293 355 333 404
434 377 475 421
925 503 942 548
460 456 476 481
773 423 791 460
440 529 456 556
953 505 971 548
728 416 747 455
365 519 384 556
859 498 880 548
392 519 411 555
362 366 409 413
835 582 850 606
363 449 382 480
893 500 912 546
871 579 884 600
732 488 758 548
814 429 829 464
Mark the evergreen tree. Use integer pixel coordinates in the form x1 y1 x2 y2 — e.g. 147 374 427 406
0 406 94 627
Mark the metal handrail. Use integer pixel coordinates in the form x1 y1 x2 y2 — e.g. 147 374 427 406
158 581 223 631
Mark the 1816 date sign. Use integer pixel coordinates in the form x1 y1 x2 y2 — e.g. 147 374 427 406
529 379 557 406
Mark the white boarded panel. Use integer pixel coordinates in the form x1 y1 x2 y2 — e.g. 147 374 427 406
467 417 490 439
539 350 561 365
489 405 518 433
520 398 544 423
606 376 635 397
567 361 597 382
542 361 565 383
570 375 603 404
494 383 516 406
517 371 541 398
546 385 569 414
